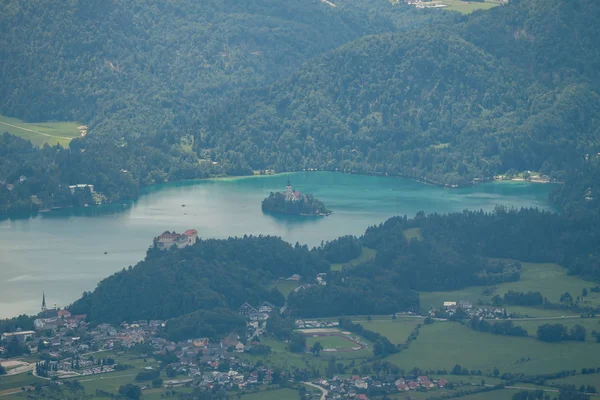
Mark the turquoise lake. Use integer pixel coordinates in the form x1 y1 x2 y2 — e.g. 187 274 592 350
0 172 555 317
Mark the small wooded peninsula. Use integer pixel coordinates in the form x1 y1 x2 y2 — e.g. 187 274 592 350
262 180 331 216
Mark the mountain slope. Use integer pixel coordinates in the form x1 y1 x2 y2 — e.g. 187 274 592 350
204 0 600 185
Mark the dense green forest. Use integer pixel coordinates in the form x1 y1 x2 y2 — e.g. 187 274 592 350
69 236 328 323
70 203 600 323
1 0 599 216
0 0 454 215
205 0 600 185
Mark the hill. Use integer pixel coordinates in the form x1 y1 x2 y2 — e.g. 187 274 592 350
0 0 454 216
205 0 600 185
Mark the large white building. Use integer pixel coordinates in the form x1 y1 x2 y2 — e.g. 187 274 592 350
153 229 198 250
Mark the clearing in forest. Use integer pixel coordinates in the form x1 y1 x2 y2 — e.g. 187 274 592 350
0 114 84 147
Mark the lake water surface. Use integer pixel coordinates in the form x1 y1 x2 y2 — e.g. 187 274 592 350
0 172 555 317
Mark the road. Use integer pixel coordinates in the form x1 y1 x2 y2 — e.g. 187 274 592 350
304 382 328 400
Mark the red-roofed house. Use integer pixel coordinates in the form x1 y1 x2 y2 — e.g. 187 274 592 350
408 382 419 390
417 375 429 382
421 380 435 389
396 383 409 391
438 379 449 388
57 310 71 318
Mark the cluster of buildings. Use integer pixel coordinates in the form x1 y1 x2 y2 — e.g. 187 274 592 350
295 319 339 330
153 229 198 249
310 374 451 399
429 300 507 319
0 175 28 191
238 301 276 323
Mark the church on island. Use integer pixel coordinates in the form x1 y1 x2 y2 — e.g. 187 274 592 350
153 229 198 250
284 180 302 202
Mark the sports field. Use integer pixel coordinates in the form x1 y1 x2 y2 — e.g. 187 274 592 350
306 334 359 351
0 114 83 147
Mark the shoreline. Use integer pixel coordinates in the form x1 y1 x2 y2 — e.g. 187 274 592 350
0 170 557 221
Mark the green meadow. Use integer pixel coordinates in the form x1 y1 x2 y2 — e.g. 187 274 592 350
0 114 82 147
419 262 596 314
439 0 503 14
403 227 423 241
548 373 600 390
331 247 377 271
242 388 301 400
306 335 356 351
351 316 422 345
270 280 300 297
0 372 42 393
386 321 600 375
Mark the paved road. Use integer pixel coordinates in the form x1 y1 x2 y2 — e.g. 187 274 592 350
304 382 328 400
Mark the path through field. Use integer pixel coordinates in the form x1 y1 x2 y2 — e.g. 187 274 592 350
0 120 73 140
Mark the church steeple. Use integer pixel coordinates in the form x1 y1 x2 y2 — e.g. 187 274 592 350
41 292 47 312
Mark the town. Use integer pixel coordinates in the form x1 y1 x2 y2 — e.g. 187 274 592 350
0 292 526 400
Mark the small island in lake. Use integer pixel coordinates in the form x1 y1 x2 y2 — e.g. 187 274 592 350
262 180 331 216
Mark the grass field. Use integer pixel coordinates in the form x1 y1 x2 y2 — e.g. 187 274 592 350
242 388 300 400
331 247 377 271
403 228 423 241
453 388 530 399
306 335 356 351
505 317 600 343
438 0 503 14
549 373 600 390
270 280 300 297
419 262 595 314
71 350 160 395
0 373 42 392
386 321 600 375
351 316 422 345
0 114 83 147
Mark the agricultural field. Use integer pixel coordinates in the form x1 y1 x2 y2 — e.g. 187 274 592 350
0 372 41 393
351 316 422 345
330 247 376 271
548 373 600 391
270 280 300 297
419 262 596 314
437 0 503 14
0 114 83 147
386 321 600 375
452 388 534 400
504 317 600 342
242 388 301 400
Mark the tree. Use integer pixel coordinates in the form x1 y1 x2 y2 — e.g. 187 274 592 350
537 324 568 342
289 333 306 353
570 325 587 342
118 384 141 400
560 292 574 305
582 288 588 297
312 341 323 356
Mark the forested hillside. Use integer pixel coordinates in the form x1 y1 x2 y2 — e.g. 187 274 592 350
69 236 329 323
0 0 598 214
205 0 600 185
0 0 453 215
